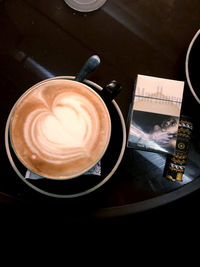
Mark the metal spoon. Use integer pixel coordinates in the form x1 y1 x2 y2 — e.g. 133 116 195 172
75 55 100 82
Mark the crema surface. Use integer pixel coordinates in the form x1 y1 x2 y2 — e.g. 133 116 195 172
10 80 111 179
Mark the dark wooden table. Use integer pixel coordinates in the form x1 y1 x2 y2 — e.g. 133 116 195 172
1 0 200 224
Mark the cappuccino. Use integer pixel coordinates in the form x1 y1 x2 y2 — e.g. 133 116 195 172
10 79 111 179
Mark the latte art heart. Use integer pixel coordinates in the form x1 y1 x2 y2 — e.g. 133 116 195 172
25 93 99 163
10 80 111 179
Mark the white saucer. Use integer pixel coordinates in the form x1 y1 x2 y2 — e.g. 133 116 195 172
64 0 107 12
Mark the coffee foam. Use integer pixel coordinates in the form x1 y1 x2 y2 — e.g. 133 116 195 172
10 80 111 179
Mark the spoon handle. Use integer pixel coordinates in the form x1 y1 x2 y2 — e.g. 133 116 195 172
75 55 100 82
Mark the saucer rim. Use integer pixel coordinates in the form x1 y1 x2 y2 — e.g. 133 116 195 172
185 28 200 105
64 0 107 12
5 76 127 198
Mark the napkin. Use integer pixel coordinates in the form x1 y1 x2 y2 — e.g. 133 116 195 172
25 161 101 180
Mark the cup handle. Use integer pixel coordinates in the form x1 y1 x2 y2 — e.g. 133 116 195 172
101 80 122 101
